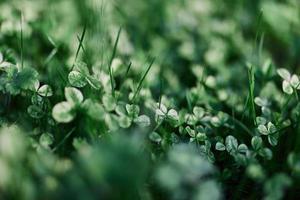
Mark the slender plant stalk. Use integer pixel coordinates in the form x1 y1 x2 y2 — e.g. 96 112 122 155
108 27 122 97
131 57 155 102
71 24 87 70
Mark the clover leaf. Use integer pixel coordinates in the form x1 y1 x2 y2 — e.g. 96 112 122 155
65 87 83 106
82 99 105 121
52 87 84 123
102 94 117 111
37 85 53 97
134 115 151 127
251 136 263 151
225 135 238 154
27 105 44 119
149 132 162 143
68 61 101 89
68 71 88 88
277 68 300 94
215 142 226 151
52 101 75 123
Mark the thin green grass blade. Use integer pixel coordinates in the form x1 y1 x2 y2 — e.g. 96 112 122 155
20 12 24 68
108 27 122 97
77 35 86 53
71 24 87 70
131 57 155 103
247 64 257 126
52 128 75 153
125 61 132 77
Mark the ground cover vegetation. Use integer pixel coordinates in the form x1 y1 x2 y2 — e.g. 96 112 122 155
0 0 300 199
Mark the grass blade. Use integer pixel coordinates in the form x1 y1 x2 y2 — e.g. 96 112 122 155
71 24 87 70
108 27 122 97
247 64 257 126
20 12 24 68
52 128 75 153
132 57 155 102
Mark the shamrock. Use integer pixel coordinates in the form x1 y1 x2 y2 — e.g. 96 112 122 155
68 61 101 89
257 122 279 146
52 87 84 123
277 68 300 94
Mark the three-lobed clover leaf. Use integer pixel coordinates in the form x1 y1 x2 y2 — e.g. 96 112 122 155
39 133 54 149
257 122 278 146
52 87 83 123
251 136 263 151
3 66 39 95
68 71 88 88
134 115 151 127
155 103 179 123
68 61 101 89
258 122 276 135
193 106 205 120
186 126 207 143
126 104 140 118
277 68 300 94
225 135 238 154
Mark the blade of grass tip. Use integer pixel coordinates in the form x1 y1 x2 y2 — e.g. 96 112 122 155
71 24 87 70
44 48 58 65
20 12 24 69
247 64 257 126
241 93 250 122
47 35 57 48
230 115 254 137
120 61 132 88
131 57 155 103
44 36 59 66
120 62 132 88
117 61 132 101
199 66 206 90
108 27 122 97
186 91 192 111
77 34 86 53
56 65 68 84
258 32 265 65
125 61 132 76
158 73 163 108
52 128 75 153
253 9 264 53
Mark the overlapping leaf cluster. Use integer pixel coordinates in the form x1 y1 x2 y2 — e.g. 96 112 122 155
0 0 300 200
